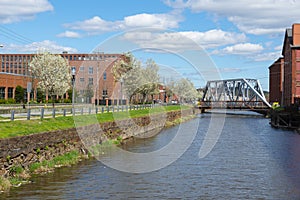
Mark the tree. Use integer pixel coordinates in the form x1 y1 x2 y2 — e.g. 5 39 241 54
115 54 160 104
123 61 143 103
112 52 133 82
171 78 198 103
138 59 160 103
84 84 94 103
29 52 71 107
15 85 24 103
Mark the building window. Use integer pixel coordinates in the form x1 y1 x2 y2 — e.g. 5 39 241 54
102 90 108 99
89 78 93 85
80 66 84 72
80 77 85 83
8 87 13 98
88 66 93 74
0 87 5 99
103 72 107 80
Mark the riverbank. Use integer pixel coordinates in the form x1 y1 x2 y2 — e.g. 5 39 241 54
0 107 200 192
270 109 300 132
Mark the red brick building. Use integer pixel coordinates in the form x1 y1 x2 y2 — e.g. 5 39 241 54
269 23 300 106
0 53 124 104
269 57 283 104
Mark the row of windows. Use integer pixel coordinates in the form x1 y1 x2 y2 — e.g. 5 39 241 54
1 55 32 62
2 63 25 68
0 87 14 99
78 71 107 83
63 54 117 61
1 54 117 62
1 69 29 75
78 66 95 75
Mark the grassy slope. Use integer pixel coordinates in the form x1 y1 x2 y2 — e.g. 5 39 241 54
0 105 190 139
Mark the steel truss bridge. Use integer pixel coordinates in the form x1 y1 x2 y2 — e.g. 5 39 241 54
200 78 271 114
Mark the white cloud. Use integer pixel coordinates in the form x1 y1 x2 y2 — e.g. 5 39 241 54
64 12 183 34
219 68 243 73
124 13 180 29
216 43 264 55
64 16 123 34
57 31 81 38
0 0 53 23
6 40 77 53
122 29 246 52
274 45 283 51
166 0 300 35
251 51 281 62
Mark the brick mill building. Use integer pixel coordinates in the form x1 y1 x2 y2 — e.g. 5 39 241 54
269 23 300 106
0 52 125 105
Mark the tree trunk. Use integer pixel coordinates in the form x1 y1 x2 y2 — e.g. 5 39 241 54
143 94 147 104
51 95 55 108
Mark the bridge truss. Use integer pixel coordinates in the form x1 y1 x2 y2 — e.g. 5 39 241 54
201 78 271 109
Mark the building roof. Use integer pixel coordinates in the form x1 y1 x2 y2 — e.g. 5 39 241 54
282 28 293 56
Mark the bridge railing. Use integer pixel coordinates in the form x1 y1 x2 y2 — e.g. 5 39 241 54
200 101 269 109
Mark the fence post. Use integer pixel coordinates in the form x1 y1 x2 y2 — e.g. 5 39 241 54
112 106 114 113
81 108 83 115
107 106 110 113
102 107 104 113
52 108 55 118
11 110 15 121
41 108 44 120
27 109 31 120
89 107 91 114
63 109 66 117
96 107 98 114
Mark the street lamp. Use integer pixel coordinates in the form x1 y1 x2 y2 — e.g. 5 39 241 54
71 66 76 114
120 77 124 105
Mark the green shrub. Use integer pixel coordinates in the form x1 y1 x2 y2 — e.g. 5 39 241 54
6 98 16 104
0 99 6 104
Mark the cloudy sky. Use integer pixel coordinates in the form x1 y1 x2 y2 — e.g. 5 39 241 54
0 0 299 89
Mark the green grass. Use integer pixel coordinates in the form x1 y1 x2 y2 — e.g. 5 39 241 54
0 105 190 139
29 150 80 173
0 176 11 192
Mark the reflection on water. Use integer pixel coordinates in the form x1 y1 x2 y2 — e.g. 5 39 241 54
2 113 300 199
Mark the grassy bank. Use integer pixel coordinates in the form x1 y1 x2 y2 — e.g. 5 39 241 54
0 150 85 192
0 105 190 139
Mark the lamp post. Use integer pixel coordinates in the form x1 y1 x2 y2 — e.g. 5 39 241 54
120 78 124 105
71 66 76 114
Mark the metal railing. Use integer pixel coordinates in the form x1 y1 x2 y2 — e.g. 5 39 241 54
1 104 157 121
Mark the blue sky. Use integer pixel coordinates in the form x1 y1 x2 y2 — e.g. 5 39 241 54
1 0 300 90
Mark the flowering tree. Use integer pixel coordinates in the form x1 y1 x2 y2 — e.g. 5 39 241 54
139 59 160 103
171 78 198 103
29 52 71 107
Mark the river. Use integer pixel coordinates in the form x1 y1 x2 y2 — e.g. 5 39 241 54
2 112 300 199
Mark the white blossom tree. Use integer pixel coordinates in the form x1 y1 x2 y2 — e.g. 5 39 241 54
29 52 71 107
139 59 160 103
171 78 198 103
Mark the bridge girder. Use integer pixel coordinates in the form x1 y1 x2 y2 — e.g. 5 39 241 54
202 78 271 109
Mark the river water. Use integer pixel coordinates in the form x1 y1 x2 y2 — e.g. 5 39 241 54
2 113 300 199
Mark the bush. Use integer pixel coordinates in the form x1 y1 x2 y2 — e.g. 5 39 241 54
0 99 6 104
6 98 16 104
63 99 72 103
